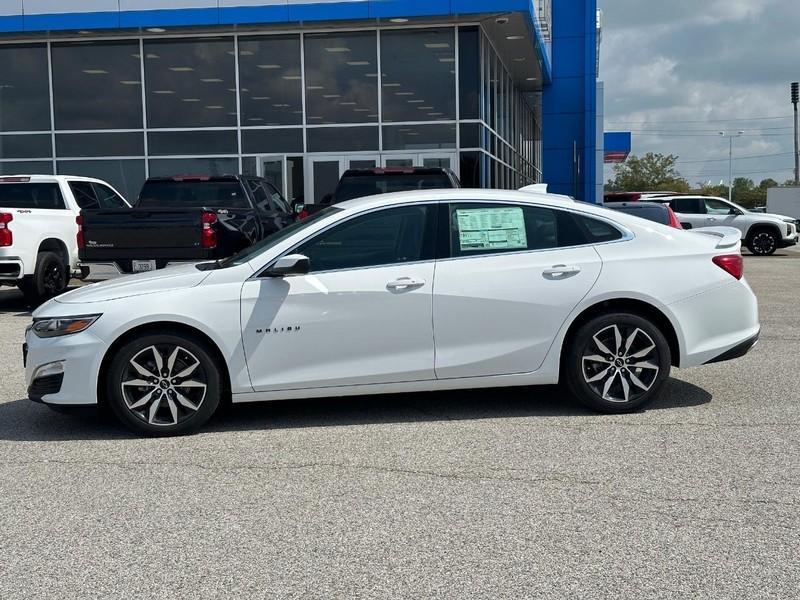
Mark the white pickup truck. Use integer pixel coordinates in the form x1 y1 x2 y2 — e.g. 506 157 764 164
0 175 130 303
652 195 799 256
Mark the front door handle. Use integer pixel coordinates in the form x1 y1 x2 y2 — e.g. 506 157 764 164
386 277 426 292
542 265 581 280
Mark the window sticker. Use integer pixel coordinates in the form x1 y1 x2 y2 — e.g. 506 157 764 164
456 207 528 251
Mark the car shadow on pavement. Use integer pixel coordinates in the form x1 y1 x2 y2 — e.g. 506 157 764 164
0 378 711 442
0 288 33 315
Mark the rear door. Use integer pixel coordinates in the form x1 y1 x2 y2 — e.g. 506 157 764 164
432 202 609 379
668 197 706 229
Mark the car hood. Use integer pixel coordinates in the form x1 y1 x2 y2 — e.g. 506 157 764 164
54 263 210 304
759 212 797 223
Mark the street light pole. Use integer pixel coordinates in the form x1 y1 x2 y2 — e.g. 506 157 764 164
792 82 799 185
720 131 744 203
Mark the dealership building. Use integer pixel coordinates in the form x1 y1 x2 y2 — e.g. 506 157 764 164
0 1 601 203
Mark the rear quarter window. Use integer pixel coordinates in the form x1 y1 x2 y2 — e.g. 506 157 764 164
0 183 66 209
573 214 624 243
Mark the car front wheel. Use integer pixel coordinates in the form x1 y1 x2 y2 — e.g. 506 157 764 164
564 312 671 413
106 332 222 436
747 230 778 256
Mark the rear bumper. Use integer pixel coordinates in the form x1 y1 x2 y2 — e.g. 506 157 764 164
0 257 25 282
704 330 760 364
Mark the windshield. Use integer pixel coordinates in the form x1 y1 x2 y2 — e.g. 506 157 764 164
138 180 249 209
0 183 66 209
335 174 452 202
218 206 342 268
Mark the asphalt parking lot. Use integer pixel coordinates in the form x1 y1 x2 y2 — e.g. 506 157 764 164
0 250 798 599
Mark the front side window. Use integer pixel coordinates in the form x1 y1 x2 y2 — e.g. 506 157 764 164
296 205 436 272
92 183 127 208
705 198 734 215
69 181 100 209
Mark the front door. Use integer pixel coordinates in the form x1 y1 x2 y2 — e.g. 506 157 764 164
240 203 438 391
433 202 603 379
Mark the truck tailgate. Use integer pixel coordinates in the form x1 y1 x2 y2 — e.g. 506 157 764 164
80 208 204 260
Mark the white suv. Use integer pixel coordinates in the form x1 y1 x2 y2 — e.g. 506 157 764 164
0 175 130 303
654 195 798 256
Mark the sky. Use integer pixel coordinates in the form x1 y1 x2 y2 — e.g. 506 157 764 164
599 0 800 187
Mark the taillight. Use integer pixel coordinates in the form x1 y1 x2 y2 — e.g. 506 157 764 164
0 213 12 247
298 209 310 220
201 211 217 249
667 208 683 229
713 254 743 280
76 215 85 250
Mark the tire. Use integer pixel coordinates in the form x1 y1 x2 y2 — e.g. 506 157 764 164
747 229 778 256
105 332 222 436
19 251 69 305
563 312 671 414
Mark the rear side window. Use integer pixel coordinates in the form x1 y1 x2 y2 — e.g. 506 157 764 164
671 198 704 214
0 183 66 210
138 180 248 209
609 205 669 225
448 203 609 257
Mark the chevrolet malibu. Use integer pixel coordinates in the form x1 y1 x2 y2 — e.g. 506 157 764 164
24 189 760 436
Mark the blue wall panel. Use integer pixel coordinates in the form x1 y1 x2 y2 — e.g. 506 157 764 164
541 0 599 203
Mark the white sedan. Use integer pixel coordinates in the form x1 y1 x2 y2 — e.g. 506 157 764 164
24 189 760 436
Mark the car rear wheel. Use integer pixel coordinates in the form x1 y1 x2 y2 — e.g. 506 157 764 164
19 251 69 305
106 332 221 436
564 312 671 413
747 230 778 256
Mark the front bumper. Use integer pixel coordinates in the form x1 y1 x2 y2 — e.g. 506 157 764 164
778 234 798 249
24 329 107 405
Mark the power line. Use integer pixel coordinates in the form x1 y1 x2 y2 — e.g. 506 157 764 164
606 115 793 125
676 151 795 164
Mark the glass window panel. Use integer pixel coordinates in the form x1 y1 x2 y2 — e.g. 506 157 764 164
57 159 145 201
241 128 304 154
56 132 144 158
145 38 236 128
239 35 302 126
0 161 53 175
287 156 304 202
242 156 257 176
381 28 455 123
147 130 238 156
458 27 480 120
383 124 456 151
459 123 481 148
459 151 480 188
304 32 378 124
307 126 378 153
0 135 52 159
0 45 51 132
312 160 341 204
148 157 239 179
52 41 143 130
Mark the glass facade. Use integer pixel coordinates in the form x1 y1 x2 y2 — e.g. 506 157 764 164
0 25 540 203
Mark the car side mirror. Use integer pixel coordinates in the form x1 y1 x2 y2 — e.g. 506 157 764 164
293 202 305 215
265 254 309 278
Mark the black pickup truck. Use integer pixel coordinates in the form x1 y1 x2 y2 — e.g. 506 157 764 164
78 175 295 278
298 167 461 219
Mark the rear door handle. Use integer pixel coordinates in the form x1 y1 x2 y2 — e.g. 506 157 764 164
542 265 581 280
386 277 426 292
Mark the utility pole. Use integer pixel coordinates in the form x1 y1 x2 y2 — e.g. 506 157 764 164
792 82 799 185
719 131 744 203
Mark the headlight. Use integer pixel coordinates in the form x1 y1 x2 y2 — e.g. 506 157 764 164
31 314 101 338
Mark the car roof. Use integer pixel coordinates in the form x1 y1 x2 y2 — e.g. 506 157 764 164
0 174 111 185
604 201 668 209
341 167 452 176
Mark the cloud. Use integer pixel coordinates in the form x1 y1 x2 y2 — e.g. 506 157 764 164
600 0 799 185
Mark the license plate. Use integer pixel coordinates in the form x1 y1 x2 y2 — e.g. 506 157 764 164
132 260 157 273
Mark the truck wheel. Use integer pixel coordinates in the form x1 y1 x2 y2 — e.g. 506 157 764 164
747 230 778 256
19 251 69 304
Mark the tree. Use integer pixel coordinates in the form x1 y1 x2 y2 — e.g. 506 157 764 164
758 178 778 190
606 153 690 192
